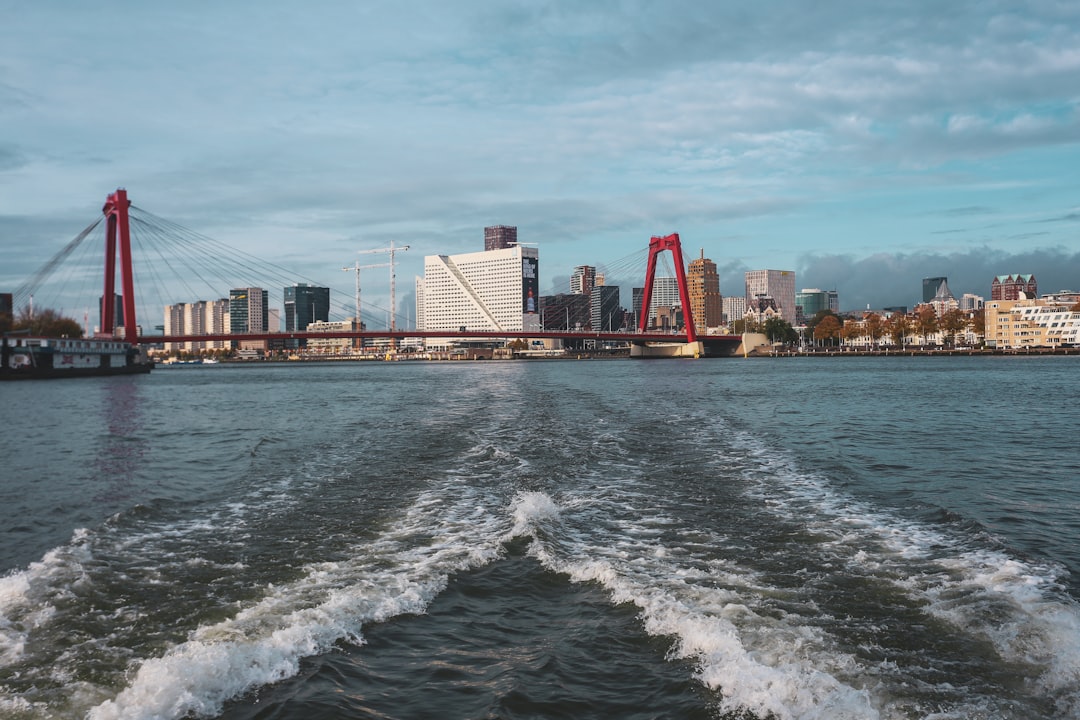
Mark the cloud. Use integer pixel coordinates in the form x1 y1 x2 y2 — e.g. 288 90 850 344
797 246 1080 311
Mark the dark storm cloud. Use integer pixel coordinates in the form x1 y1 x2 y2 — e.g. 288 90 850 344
798 246 1080 311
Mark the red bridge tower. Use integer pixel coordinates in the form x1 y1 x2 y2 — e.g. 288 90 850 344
637 233 697 342
101 189 138 344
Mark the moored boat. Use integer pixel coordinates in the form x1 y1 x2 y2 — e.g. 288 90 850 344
1 335 153 380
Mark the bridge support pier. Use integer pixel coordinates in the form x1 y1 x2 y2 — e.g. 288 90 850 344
630 341 704 359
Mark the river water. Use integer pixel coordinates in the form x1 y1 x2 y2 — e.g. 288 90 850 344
1 356 1078 719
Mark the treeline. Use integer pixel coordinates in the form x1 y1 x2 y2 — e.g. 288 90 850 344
0 307 84 338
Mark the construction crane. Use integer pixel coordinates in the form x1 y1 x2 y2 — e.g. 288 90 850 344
355 241 409 335
341 261 390 327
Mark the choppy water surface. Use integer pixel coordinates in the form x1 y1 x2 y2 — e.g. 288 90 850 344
1 356 1079 719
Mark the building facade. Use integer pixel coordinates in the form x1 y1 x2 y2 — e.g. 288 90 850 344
540 293 590 330
647 276 680 327
722 296 746 326
305 319 363 354
795 289 839 324
284 284 330 332
284 283 330 349
590 285 621 331
163 298 230 353
229 287 269 350
687 254 722 332
991 274 1037 301
984 298 1080 349
570 265 597 296
745 270 796 325
484 225 517 252
417 245 541 334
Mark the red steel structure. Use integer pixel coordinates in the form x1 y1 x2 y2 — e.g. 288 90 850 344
637 233 697 342
101 189 138 344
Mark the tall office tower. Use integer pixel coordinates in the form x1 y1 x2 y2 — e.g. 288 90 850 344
631 288 644 327
284 284 330 331
99 293 124 333
795 288 838 323
570 265 597 295
206 298 230 349
722 296 746 325
0 293 12 319
229 288 269 335
745 270 796 325
484 225 518 252
590 285 621 331
284 283 330 348
922 277 949 304
991 274 1037 301
647 276 680 326
419 245 541 333
540 293 591 330
687 252 722 332
164 303 186 353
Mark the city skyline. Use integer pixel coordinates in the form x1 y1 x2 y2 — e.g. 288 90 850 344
2 3 1079 315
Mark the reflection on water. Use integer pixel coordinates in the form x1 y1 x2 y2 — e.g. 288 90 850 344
92 377 146 503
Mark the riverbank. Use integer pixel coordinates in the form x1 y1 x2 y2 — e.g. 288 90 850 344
763 346 1080 357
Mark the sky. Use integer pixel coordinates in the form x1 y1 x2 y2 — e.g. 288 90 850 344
2 0 1079 318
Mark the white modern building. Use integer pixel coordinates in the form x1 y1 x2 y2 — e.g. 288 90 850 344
647 276 680 324
416 245 541 336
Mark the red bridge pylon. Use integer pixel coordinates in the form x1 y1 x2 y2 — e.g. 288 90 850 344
101 189 138 344
637 233 698 343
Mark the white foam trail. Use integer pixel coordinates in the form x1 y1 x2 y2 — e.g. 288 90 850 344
511 490 881 720
729 428 1080 716
0 529 91 668
87 484 509 720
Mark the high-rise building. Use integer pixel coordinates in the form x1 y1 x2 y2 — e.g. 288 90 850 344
648 276 680 326
540 293 591 330
687 253 722 332
922 277 949 304
745 270 796 325
284 283 330 348
484 225 517 252
722 296 746 326
795 289 839 324
284 284 330 331
991 274 1037 301
417 245 540 334
631 287 645 328
0 293 12 319
229 288 268 336
590 285 621 331
163 298 230 353
570 265 596 296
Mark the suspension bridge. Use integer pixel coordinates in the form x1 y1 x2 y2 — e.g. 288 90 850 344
5 190 748 359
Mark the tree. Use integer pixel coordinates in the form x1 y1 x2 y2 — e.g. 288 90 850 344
939 309 968 347
840 320 863 346
970 309 986 342
805 309 841 345
814 314 842 346
732 317 763 334
763 317 797 345
887 314 910 346
915 306 938 345
11 307 84 338
864 313 886 347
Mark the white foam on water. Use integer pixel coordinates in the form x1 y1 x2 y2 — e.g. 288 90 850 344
85 482 511 720
728 428 1080 716
511 490 883 720
0 528 92 668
